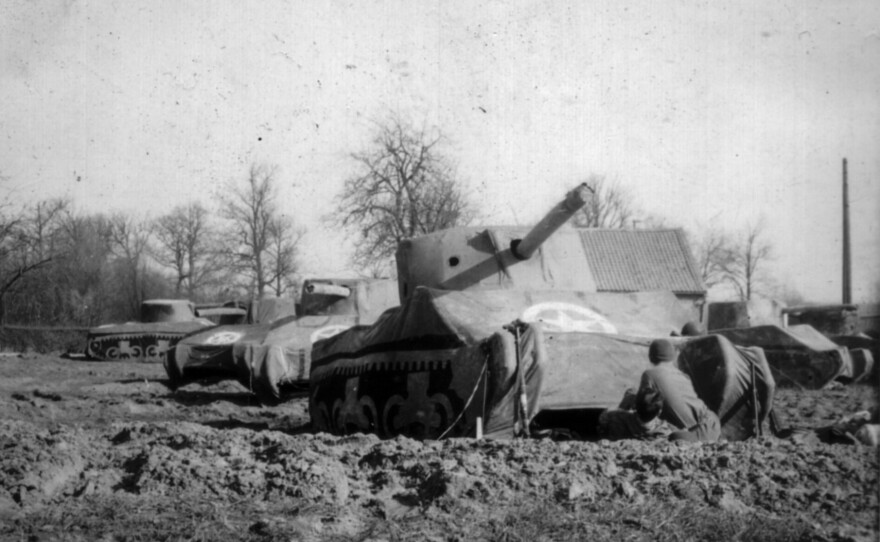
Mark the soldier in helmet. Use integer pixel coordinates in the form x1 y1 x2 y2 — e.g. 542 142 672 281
597 385 674 441
639 338 721 442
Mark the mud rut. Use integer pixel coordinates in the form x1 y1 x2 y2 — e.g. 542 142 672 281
0 353 877 542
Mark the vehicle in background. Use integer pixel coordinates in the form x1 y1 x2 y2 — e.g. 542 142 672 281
85 299 214 363
194 301 248 326
164 296 298 387
164 280 399 403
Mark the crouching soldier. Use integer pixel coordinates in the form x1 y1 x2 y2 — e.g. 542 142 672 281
598 386 674 440
641 338 721 443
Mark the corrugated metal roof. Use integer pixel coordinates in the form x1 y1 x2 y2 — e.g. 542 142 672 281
577 228 706 295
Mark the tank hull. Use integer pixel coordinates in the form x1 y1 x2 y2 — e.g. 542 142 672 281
164 280 399 400
86 321 212 363
309 287 775 441
715 325 854 389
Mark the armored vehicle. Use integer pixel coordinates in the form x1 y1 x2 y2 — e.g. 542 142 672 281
165 279 398 402
714 324 874 387
309 185 775 440
164 296 297 387
86 299 214 363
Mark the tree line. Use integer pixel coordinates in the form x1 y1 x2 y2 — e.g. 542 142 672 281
0 164 301 327
1 112 784 330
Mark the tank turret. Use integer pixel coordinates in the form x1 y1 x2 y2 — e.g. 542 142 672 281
305 282 352 298
396 183 594 300
510 182 593 260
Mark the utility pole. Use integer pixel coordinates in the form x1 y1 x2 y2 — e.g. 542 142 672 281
842 158 851 304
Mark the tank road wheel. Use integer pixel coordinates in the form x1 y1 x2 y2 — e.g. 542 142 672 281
87 341 104 359
312 397 334 433
330 377 379 435
145 345 159 363
381 373 456 439
118 345 142 360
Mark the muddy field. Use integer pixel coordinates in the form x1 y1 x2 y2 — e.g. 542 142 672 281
0 352 877 542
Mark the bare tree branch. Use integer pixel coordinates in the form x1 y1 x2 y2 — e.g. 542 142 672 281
108 213 154 315
216 163 301 297
152 203 220 298
572 175 641 229
692 218 775 301
330 114 475 273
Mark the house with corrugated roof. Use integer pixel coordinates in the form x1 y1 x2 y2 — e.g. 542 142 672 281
576 228 707 318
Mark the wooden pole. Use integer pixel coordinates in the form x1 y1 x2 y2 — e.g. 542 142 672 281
842 158 852 304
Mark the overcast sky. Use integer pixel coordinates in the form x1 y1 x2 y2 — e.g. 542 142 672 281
2 0 878 303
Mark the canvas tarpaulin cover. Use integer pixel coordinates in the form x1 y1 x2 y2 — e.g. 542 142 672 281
165 297 297 384
505 328 775 441
232 279 401 401
715 324 850 388
246 297 298 325
234 314 359 401
167 318 294 383
310 287 692 384
677 334 775 441
310 287 698 439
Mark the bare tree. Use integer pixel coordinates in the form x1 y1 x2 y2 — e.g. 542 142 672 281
152 203 218 298
571 175 639 229
331 114 475 272
55 212 114 325
265 215 302 297
109 214 154 315
692 226 737 290
0 198 70 322
726 220 774 301
24 199 69 261
218 163 300 297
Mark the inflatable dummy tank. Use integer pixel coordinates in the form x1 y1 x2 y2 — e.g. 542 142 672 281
234 278 400 402
164 279 399 402
164 296 298 387
309 184 775 440
85 299 214 363
714 324 874 388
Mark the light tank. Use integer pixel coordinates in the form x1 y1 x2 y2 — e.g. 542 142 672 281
309 184 776 440
85 299 215 363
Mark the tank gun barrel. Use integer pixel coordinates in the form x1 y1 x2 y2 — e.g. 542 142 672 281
511 183 593 260
305 283 352 298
